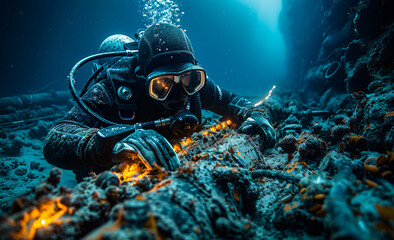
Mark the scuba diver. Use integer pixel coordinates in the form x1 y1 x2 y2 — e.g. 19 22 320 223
43 23 276 181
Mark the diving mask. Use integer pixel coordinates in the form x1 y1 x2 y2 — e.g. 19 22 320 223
147 65 206 101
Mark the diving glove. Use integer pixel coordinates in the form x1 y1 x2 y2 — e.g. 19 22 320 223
112 129 180 171
238 111 276 149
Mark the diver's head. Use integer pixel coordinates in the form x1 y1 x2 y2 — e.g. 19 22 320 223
98 34 134 65
138 23 206 112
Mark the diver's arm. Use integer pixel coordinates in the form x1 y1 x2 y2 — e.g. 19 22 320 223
199 77 276 148
43 81 115 169
199 78 255 123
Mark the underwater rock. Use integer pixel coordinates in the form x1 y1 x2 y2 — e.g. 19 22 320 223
47 168 62 186
1 136 23 156
1 111 393 240
30 161 41 170
0 129 7 139
353 0 394 39
344 134 368 154
280 124 303 137
95 171 121 189
28 120 50 139
0 0 393 238
298 135 327 165
333 114 347 125
278 134 298 154
331 125 351 143
14 166 28 176
284 114 301 125
0 161 11 176
345 60 371 92
344 39 366 63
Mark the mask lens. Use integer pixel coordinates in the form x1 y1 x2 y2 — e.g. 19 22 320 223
180 70 206 95
149 75 174 100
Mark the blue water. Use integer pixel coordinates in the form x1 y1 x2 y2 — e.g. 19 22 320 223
1 0 285 97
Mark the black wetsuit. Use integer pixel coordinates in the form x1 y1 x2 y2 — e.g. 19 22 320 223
43 56 261 180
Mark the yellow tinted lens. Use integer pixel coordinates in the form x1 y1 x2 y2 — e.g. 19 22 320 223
149 75 174 100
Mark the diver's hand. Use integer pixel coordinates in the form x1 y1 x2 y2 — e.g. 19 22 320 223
112 129 180 171
238 114 276 149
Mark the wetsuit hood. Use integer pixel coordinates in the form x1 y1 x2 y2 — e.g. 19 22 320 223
138 23 197 76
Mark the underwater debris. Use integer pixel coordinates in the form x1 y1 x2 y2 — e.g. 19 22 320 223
1 109 393 239
0 0 393 239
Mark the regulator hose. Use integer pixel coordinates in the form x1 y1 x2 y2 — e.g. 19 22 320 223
190 93 202 125
80 65 104 97
68 50 137 126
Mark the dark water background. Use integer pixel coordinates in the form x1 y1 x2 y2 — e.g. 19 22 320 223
0 0 285 98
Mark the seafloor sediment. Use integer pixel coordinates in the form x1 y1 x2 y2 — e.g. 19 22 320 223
0 0 393 239
0 89 393 239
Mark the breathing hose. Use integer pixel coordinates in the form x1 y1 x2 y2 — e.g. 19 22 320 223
68 50 137 126
190 93 202 124
80 65 104 97
68 50 199 137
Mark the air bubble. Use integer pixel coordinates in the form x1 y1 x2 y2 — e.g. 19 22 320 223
141 0 183 27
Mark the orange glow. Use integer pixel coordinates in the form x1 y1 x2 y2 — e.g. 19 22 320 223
117 162 149 183
173 144 181 153
203 131 209 136
174 138 195 159
286 162 298 173
180 138 194 148
284 201 298 212
26 198 68 239
226 120 232 125
221 122 227 129
216 124 222 130
185 138 193 145
210 127 216 132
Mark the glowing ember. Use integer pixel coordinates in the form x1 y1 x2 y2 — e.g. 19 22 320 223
25 198 68 239
173 144 181 153
173 137 196 158
185 138 193 145
116 161 149 183
33 199 67 228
